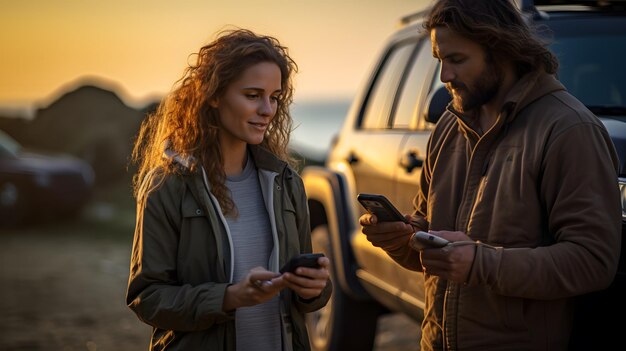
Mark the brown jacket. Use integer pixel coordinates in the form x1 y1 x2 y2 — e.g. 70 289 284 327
402 73 621 350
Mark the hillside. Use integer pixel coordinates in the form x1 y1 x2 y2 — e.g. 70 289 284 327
0 85 157 185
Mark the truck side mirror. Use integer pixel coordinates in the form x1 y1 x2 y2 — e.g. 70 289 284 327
424 86 451 124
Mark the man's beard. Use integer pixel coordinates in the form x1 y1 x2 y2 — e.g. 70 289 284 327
446 60 502 115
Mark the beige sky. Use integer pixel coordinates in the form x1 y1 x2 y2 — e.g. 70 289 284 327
0 0 431 110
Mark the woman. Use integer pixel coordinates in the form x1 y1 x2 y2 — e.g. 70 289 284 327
127 28 332 351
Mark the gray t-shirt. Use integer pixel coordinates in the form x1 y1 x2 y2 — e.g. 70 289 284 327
226 156 282 351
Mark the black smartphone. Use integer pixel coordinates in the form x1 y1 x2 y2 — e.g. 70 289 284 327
409 231 450 250
357 193 409 223
280 253 325 274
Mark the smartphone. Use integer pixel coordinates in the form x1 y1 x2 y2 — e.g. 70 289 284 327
357 193 409 223
280 253 325 274
409 231 450 250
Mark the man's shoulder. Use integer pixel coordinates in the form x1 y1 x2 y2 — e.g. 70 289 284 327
526 89 602 127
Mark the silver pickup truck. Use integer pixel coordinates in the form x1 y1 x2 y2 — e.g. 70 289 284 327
301 1 626 350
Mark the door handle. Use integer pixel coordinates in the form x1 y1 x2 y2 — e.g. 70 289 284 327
347 152 359 165
399 151 423 173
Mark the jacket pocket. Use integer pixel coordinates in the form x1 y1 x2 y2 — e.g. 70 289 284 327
182 200 205 218
281 188 297 227
178 198 220 284
280 190 302 256
459 287 526 333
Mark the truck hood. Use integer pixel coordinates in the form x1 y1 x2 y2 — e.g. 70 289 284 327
600 117 626 177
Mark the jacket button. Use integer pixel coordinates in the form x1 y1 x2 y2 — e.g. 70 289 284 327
196 209 202 215
277 186 281 190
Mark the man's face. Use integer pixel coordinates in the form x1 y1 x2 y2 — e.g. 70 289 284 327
431 27 502 114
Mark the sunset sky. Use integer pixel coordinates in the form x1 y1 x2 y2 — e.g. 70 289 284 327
0 0 431 111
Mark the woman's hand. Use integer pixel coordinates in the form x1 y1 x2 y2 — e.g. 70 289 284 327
282 256 330 300
222 267 286 311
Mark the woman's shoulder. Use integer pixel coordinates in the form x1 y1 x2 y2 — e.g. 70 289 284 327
141 167 192 200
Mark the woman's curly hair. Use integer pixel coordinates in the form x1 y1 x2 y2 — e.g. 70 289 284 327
424 0 558 77
131 28 298 215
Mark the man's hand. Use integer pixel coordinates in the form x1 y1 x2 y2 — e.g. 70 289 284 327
419 230 476 283
359 213 415 254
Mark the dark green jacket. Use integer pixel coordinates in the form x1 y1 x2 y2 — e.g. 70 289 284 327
127 145 332 350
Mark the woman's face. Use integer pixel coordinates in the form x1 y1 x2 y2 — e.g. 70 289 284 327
213 61 282 148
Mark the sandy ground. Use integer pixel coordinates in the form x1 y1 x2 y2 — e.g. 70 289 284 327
0 220 420 351
0 228 151 350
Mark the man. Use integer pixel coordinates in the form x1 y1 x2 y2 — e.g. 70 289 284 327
359 0 621 350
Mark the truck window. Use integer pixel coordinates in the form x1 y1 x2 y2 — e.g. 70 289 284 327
392 38 438 130
360 42 416 130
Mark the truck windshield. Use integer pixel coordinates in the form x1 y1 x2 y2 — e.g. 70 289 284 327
548 17 626 112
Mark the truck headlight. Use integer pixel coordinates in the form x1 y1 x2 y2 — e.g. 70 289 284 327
618 178 626 220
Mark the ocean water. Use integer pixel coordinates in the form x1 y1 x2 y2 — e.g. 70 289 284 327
289 98 351 162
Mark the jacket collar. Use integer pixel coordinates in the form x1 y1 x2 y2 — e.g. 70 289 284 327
248 144 288 174
450 71 566 140
162 142 287 175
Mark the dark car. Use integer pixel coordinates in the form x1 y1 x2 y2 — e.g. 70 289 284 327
0 129 95 226
301 1 626 350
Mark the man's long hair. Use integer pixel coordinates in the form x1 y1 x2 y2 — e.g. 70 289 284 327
131 28 298 215
424 0 558 76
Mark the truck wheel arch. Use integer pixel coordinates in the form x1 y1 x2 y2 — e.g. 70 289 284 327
303 166 371 300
